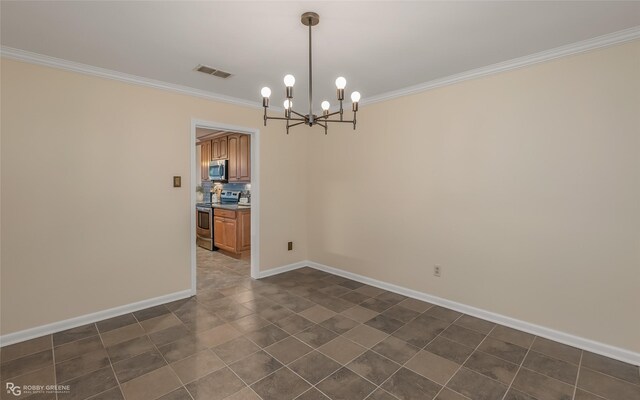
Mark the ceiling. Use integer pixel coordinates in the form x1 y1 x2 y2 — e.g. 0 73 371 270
2 1 639 113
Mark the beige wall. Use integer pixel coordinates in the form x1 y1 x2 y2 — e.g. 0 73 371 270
2 40 639 354
0 59 308 335
307 41 640 352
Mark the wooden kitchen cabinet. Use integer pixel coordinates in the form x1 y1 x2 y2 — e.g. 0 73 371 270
213 208 251 254
227 133 250 182
200 140 211 181
239 209 251 251
211 136 228 161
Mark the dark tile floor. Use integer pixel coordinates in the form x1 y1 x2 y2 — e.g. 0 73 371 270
1 248 639 400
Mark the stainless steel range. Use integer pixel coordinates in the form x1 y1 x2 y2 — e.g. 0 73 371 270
196 191 241 251
196 204 213 250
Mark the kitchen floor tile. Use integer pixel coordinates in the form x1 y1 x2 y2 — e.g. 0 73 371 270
132 304 171 322
340 306 379 323
299 305 338 324
274 314 315 334
244 324 289 347
0 335 52 363
6 248 637 400
96 314 138 333
250 367 310 400
476 337 528 365
58 366 119 400
112 349 167 383
107 336 156 363
211 336 260 364
404 350 460 385
296 388 331 400
364 314 405 335
489 326 535 349
229 350 283 385
424 337 475 364
343 324 388 348
382 367 442 400
0 349 53 380
289 351 341 384
318 336 367 365
169 349 225 384
522 350 578 385
577 367 640 400
264 336 313 365
346 350 401 385
185 366 246 400
380 305 420 324
530 337 581 365
454 315 496 335
371 335 420 364
511 368 575 400
55 348 110 383
423 306 462 323
316 367 376 400
295 324 338 348
147 324 191 347
196 323 243 348
440 324 486 348
100 323 145 347
54 335 104 364
446 367 508 400
320 314 360 335
391 317 447 348
581 351 640 385
53 324 98 347
397 298 434 313
464 351 519 385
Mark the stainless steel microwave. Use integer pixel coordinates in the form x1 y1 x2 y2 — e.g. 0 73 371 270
209 160 228 181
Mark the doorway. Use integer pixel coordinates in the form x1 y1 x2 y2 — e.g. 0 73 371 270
190 119 260 295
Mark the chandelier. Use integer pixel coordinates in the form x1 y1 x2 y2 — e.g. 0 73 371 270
260 12 361 135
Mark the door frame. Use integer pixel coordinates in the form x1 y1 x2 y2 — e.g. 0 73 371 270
190 118 260 292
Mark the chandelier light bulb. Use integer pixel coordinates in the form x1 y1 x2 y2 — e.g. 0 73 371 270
284 74 296 87
350 91 361 103
321 101 330 111
335 77 347 89
261 87 271 98
283 99 292 109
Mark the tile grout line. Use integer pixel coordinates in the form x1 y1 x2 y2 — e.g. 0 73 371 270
50 334 58 400
571 350 584 400
350 310 466 400
498 334 535 400
96 323 126 399
130 311 196 400
431 318 498 400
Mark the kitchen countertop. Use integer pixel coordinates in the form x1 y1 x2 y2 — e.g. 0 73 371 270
196 203 251 210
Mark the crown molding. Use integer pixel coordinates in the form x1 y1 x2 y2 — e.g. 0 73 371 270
0 46 263 110
362 26 640 106
2 25 639 110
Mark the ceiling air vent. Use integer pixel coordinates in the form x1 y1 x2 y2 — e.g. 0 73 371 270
195 64 232 79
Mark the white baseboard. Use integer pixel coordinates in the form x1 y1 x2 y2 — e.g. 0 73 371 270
287 260 639 366
0 288 195 347
3 259 638 367
256 261 309 279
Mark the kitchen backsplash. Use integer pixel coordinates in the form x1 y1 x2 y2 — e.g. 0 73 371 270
202 182 251 203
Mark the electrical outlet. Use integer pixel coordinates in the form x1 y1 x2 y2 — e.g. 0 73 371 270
288 241 293 251
434 265 441 277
